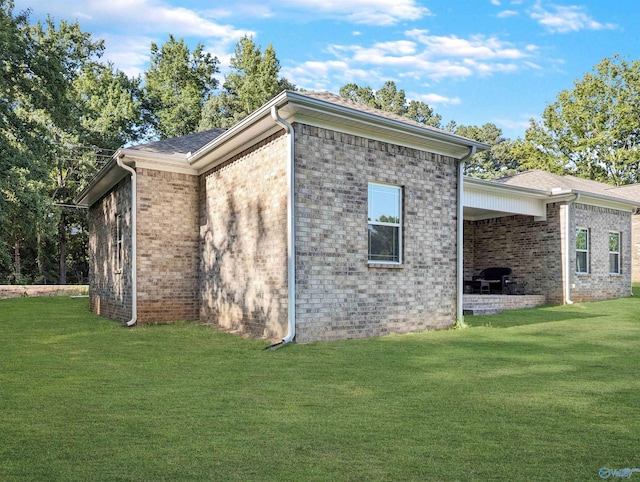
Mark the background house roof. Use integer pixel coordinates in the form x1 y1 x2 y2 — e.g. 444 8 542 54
492 169 640 211
494 170 619 195
607 183 640 202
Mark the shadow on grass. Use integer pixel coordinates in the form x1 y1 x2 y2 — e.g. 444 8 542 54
466 307 605 329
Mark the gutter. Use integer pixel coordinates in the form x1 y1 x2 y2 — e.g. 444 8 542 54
457 146 476 325
116 155 138 327
564 193 580 305
268 105 296 347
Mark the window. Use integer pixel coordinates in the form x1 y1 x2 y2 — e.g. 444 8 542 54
116 213 123 272
609 231 621 274
368 183 402 263
576 227 589 274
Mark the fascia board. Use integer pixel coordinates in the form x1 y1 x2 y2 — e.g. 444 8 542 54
291 113 466 159
119 148 188 164
284 91 490 155
124 154 197 175
569 192 640 213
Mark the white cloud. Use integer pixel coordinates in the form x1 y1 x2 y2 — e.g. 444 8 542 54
497 10 518 18
529 2 617 33
281 60 381 91
100 35 156 78
495 116 536 132
15 0 254 81
406 30 528 60
415 93 461 106
313 30 537 86
491 0 501 5
289 0 432 25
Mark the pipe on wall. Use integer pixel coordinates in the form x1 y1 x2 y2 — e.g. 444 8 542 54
270 106 296 345
116 155 137 327
564 193 580 305
457 146 476 325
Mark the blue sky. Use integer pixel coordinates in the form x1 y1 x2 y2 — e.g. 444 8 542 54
14 0 639 139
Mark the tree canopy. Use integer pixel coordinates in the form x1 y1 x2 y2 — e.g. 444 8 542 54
144 35 219 139
454 124 520 179
199 36 295 129
516 55 640 185
0 1 143 283
339 81 443 128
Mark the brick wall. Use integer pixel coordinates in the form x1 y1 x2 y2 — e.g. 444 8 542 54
136 168 200 322
571 203 632 301
88 177 132 322
199 133 289 339
464 203 563 303
633 214 640 283
294 124 459 342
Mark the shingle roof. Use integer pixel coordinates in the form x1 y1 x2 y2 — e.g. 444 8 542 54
126 128 226 156
495 170 616 195
607 183 640 201
494 169 640 205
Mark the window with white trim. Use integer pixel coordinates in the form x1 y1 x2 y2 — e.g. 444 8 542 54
609 231 621 274
576 227 589 274
116 213 123 272
368 183 402 264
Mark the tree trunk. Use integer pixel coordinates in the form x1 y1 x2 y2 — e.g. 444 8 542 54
58 211 67 285
36 228 45 283
13 237 21 283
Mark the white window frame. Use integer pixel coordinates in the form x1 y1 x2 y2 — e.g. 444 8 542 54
609 231 621 275
367 182 402 264
115 213 123 273
575 227 589 274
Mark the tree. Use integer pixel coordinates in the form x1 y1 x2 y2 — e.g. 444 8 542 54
454 123 521 179
199 36 295 130
0 3 103 283
73 62 144 149
517 55 640 185
339 81 442 127
144 35 219 139
0 2 143 284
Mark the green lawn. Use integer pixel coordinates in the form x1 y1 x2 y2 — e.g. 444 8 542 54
1 290 640 481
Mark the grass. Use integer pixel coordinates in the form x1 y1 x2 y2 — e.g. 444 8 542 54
1 290 640 481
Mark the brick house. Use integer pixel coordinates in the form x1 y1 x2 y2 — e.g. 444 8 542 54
77 91 639 343
78 91 487 342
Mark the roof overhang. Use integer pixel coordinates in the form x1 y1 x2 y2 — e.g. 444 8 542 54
188 90 489 172
463 177 640 222
76 90 489 207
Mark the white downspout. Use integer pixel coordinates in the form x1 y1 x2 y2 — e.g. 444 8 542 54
564 193 580 305
116 156 137 327
271 106 296 344
457 146 476 325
